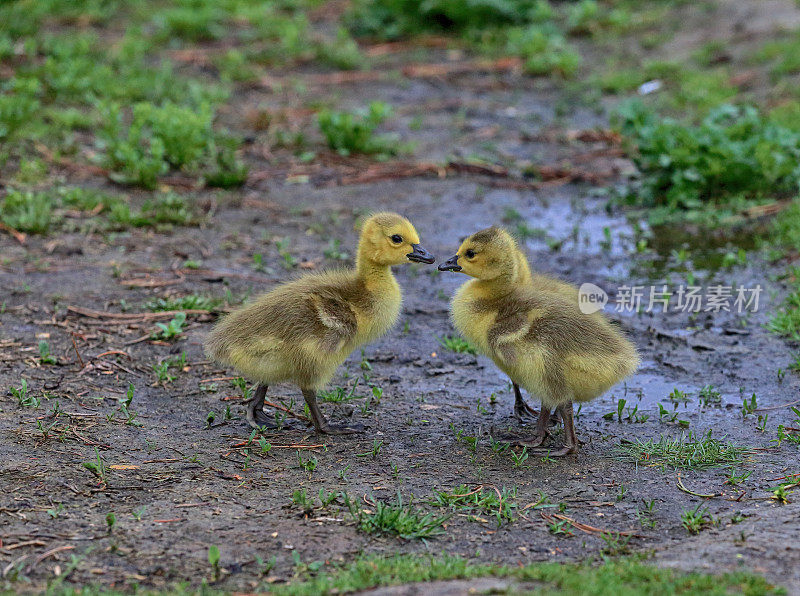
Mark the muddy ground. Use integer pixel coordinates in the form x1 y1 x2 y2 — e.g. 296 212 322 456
3 4 800 594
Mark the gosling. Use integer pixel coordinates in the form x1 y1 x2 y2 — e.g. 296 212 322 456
205 212 435 434
438 226 638 455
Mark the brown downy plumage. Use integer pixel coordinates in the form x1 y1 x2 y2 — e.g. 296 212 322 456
439 226 639 455
205 212 435 434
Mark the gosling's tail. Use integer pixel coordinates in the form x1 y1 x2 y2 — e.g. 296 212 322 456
204 317 233 365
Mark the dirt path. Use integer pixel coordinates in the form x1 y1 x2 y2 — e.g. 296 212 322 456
2 13 800 595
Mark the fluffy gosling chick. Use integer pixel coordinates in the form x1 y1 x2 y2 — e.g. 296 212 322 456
439 226 639 455
205 212 435 434
511 245 586 423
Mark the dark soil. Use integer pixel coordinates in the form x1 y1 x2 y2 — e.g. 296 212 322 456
3 7 800 594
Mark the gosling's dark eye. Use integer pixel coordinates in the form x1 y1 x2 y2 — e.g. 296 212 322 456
391 234 403 244
465 249 475 259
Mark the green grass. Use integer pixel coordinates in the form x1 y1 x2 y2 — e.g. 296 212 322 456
99 101 245 189
615 432 750 471
17 555 784 595
144 295 222 312
1 185 202 235
342 493 450 540
615 102 800 223
428 484 517 526
0 190 53 233
767 265 800 341
438 335 478 355
270 552 783 596
317 102 398 157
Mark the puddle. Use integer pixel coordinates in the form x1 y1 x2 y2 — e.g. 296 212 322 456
630 221 766 282
439 354 741 421
590 368 741 419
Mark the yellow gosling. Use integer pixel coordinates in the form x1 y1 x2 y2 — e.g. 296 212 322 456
438 226 639 455
205 212 435 434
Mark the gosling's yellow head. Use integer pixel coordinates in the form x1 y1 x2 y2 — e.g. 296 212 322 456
358 212 435 266
438 226 517 280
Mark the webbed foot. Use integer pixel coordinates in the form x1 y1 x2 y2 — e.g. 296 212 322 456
247 384 279 430
317 422 364 435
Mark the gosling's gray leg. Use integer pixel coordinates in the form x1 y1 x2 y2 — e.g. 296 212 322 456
512 383 538 422
247 384 277 430
531 402 578 457
512 407 551 447
301 389 363 435
496 405 549 446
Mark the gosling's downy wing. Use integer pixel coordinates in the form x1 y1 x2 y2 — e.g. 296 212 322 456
307 291 359 352
487 309 533 363
485 291 619 360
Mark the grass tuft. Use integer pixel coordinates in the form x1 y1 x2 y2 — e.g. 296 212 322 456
317 102 398 157
343 493 450 540
438 335 478 355
615 432 750 471
0 190 53 234
144 295 222 312
615 102 800 223
271 552 783 596
428 484 517 526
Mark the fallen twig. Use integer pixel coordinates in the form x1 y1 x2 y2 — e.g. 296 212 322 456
401 57 521 78
260 57 522 90
229 441 324 449
262 399 311 423
2 540 46 551
70 333 84 368
67 305 211 322
326 158 613 190
0 221 26 244
540 512 641 537
677 474 718 498
120 274 185 288
28 545 75 571
754 398 800 412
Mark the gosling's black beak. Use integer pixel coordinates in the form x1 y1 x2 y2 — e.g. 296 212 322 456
438 254 462 272
407 243 435 264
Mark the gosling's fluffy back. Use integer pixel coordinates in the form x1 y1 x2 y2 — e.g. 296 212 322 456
459 285 639 404
520 290 637 402
204 269 396 389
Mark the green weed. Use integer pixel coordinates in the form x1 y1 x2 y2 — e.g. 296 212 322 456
317 102 398 156
503 26 580 77
38 340 57 365
615 102 800 223
208 545 221 582
319 380 360 403
270 552 781 596
0 190 53 234
82 447 109 483
145 295 222 312
767 266 800 341
152 312 187 341
616 432 749 471
681 504 716 534
428 484 517 526
99 101 241 188
0 92 40 142
699 385 722 407
11 379 39 408
437 335 477 355
343 492 450 540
